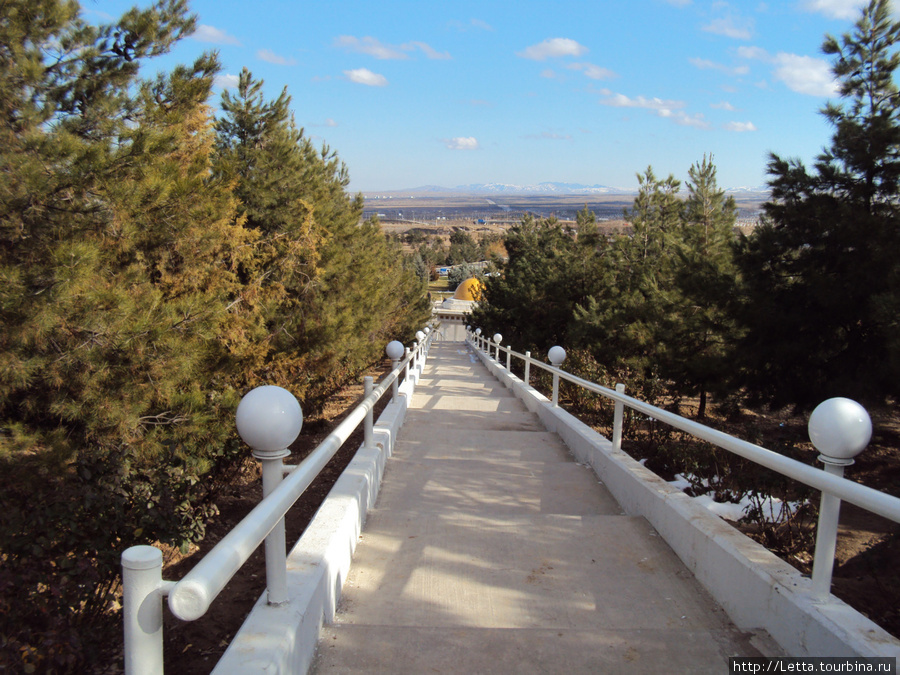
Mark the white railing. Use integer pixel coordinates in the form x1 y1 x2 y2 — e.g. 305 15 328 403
466 328 900 601
121 327 437 675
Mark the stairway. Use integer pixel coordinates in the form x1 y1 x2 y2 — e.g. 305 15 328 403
312 342 764 673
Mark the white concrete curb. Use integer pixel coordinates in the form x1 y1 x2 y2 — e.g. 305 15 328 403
211 364 423 674
473 346 900 659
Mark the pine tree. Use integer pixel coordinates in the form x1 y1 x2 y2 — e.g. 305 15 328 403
735 0 900 408
471 215 584 351
0 2 255 669
214 70 428 408
669 156 740 417
572 168 684 399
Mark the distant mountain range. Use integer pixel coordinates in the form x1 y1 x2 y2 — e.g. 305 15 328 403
369 182 769 196
405 182 633 195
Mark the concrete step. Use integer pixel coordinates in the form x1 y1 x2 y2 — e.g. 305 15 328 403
311 341 764 673
314 513 758 672
374 457 623 518
316 623 759 674
398 408 547 432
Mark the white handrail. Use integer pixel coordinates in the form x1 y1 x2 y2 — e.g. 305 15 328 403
469 335 900 526
167 366 397 620
122 326 436 674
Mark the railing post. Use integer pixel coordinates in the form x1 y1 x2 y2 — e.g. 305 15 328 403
404 347 411 382
524 351 531 385
122 545 165 675
548 346 566 407
506 346 511 371
364 376 375 448
612 383 625 452
386 341 404 403
258 449 289 604
235 385 303 607
807 397 871 600
415 331 425 370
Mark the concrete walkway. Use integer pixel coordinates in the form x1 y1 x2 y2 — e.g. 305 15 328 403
312 342 766 673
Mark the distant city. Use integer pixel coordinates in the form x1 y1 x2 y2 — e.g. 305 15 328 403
363 182 768 228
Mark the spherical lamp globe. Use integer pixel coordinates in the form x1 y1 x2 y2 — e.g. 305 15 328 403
236 385 303 455
808 397 871 462
548 346 567 366
386 340 405 361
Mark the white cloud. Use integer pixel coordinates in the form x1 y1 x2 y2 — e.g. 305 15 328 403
445 137 480 150
193 24 242 46
214 73 240 89
711 101 736 111
664 0 692 5
540 68 560 79
567 62 617 80
517 38 588 61
344 68 388 86
313 118 338 127
802 0 865 19
335 35 408 60
659 109 711 129
737 46 837 96
773 53 837 96
689 57 749 76
404 41 452 60
724 121 757 132
524 131 573 140
449 18 494 32
257 49 297 66
736 45 769 61
335 36 450 61
598 89 710 128
702 17 753 40
598 90 684 111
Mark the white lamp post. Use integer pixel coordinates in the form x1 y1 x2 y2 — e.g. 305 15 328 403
807 397 872 599
386 340 405 402
235 385 303 605
493 333 502 361
548 346 566 407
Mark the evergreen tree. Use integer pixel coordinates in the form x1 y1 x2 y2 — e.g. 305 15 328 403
735 0 900 408
447 229 480 264
572 168 683 398
214 71 428 408
471 214 605 352
669 156 741 417
0 1 256 668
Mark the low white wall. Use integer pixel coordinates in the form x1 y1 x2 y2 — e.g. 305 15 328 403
211 364 423 674
472 343 900 659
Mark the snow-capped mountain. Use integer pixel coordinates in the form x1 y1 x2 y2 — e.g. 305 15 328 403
452 182 630 195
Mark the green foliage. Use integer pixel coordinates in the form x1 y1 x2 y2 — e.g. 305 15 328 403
572 168 685 399
212 68 429 407
446 262 483 291
447 229 480 264
470 214 605 350
735 0 900 409
0 4 427 670
476 162 739 410
668 157 742 416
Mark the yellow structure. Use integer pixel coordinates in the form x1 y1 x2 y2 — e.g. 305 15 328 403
434 276 483 341
452 276 483 302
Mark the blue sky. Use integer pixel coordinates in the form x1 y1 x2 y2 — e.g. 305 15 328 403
92 0 878 192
